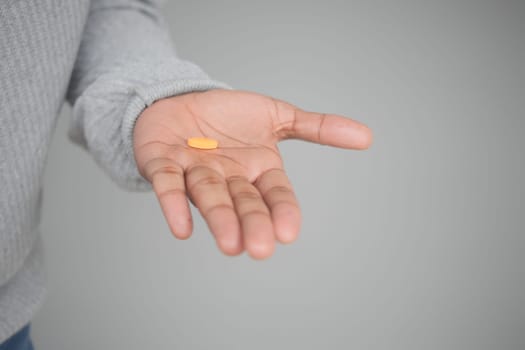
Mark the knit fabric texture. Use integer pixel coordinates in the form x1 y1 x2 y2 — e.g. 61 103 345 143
0 0 230 342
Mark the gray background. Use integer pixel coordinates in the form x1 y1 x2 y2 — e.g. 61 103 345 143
32 0 524 349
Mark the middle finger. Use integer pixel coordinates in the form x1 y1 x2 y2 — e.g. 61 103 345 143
227 176 275 259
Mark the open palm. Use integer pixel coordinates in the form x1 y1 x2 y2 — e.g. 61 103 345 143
133 89 372 259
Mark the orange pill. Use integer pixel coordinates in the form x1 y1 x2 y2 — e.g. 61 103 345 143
187 137 218 150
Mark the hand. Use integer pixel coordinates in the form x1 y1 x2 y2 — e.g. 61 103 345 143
133 89 372 259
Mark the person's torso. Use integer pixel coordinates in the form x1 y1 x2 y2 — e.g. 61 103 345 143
0 0 90 285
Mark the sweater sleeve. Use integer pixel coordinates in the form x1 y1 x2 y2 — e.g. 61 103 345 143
66 0 231 191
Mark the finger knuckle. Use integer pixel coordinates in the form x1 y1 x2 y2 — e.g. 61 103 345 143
143 157 180 179
265 185 292 197
151 166 183 179
190 176 225 193
157 188 186 200
236 190 261 201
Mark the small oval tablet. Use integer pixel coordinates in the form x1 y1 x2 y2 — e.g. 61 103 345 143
187 137 218 150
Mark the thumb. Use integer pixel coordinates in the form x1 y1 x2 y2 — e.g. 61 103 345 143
278 103 373 149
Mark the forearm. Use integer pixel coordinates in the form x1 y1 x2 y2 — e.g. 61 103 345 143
67 0 230 190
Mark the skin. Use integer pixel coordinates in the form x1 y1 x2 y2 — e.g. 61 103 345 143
133 89 372 260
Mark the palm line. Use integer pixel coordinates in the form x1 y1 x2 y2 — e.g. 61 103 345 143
185 95 282 159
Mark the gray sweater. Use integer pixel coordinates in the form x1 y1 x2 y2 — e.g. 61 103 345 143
0 0 229 341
